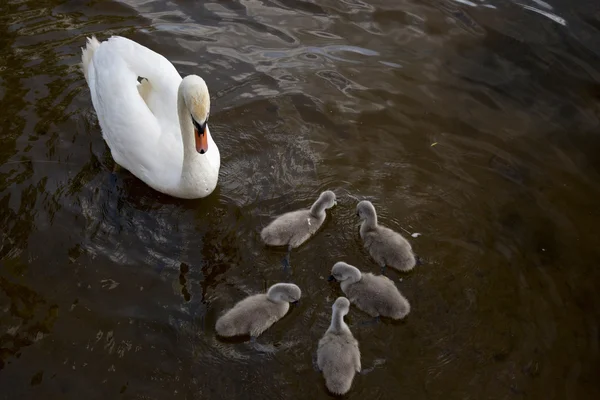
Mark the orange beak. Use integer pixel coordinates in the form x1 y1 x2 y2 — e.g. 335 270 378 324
194 125 208 154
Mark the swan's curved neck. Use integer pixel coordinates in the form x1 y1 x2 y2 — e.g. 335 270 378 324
177 92 197 170
176 90 218 198
328 309 348 334
267 292 284 303
345 269 362 285
310 197 327 218
361 212 377 232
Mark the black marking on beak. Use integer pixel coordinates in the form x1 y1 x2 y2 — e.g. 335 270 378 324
327 275 336 282
192 115 208 154
192 116 207 135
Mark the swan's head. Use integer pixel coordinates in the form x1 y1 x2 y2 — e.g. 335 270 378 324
267 283 302 304
356 200 377 221
332 297 350 316
319 190 337 209
328 262 362 283
311 190 337 216
181 75 211 154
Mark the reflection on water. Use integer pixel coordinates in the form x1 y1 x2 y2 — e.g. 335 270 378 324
1 0 600 398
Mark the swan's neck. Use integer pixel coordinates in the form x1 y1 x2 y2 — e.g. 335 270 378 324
346 271 362 285
327 310 348 334
267 292 285 303
175 92 220 197
361 213 377 232
177 93 198 170
340 275 360 294
310 197 326 218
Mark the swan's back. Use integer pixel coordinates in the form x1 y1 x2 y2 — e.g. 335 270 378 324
260 209 322 248
82 36 184 190
317 331 360 395
363 225 416 271
215 294 289 337
343 273 410 319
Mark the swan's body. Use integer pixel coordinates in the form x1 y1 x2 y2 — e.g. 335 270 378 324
329 262 410 319
261 191 336 268
215 283 301 337
81 36 220 199
317 297 360 395
357 200 416 272
261 191 337 248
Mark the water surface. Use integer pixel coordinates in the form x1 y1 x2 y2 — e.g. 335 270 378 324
1 0 600 399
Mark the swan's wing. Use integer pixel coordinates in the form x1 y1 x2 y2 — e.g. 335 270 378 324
101 37 183 137
102 36 181 93
90 40 180 183
352 340 361 372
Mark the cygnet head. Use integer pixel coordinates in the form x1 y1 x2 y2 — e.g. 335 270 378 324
267 283 302 304
320 190 337 208
179 75 211 154
356 200 377 222
311 190 337 216
327 262 362 284
332 297 351 316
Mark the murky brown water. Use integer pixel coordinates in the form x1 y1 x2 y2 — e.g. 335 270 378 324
1 0 600 398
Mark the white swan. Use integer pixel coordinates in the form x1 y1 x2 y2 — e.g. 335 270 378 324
81 36 220 199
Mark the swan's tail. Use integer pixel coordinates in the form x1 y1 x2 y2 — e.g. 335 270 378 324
81 36 101 84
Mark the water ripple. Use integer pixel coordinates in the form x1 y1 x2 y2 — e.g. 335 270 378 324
1 0 600 398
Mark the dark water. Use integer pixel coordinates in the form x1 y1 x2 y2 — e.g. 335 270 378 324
1 0 600 398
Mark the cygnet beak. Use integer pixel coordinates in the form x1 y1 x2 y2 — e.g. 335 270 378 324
327 275 336 282
291 300 299 306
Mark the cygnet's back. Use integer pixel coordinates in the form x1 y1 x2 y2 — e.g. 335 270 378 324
330 262 410 319
357 200 416 272
261 190 336 248
215 283 301 337
317 297 361 395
